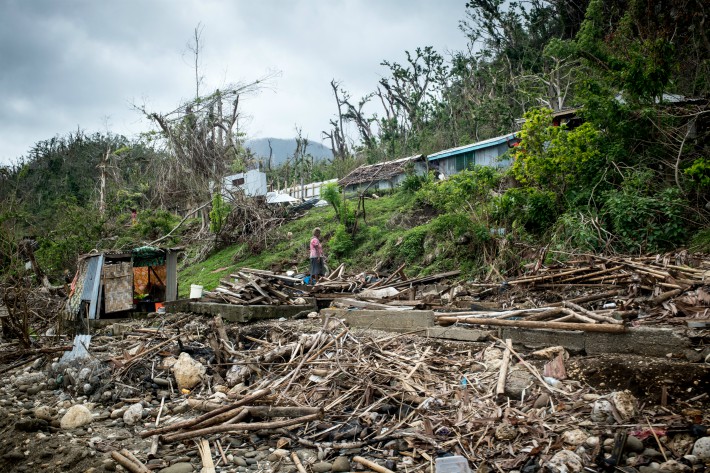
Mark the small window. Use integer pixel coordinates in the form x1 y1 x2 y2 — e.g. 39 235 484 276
455 155 466 171
232 177 245 186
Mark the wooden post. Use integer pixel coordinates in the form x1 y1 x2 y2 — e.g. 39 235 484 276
496 339 512 396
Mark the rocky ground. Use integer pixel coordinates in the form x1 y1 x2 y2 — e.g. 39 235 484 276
0 313 708 473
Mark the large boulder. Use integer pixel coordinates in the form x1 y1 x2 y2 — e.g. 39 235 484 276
60 405 93 429
172 352 206 391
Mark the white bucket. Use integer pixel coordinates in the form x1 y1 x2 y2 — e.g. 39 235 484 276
190 284 203 299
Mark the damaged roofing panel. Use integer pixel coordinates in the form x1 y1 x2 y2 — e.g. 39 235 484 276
82 254 104 320
338 154 423 188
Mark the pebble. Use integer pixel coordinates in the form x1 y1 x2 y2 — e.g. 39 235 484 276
533 393 549 408
658 459 690 472
504 369 535 398
122 403 144 426
642 448 663 458
332 456 351 472
590 399 615 423
158 463 195 473
625 435 644 452
234 457 248 467
545 450 583 473
562 429 587 446
494 423 517 440
171 352 206 391
311 461 333 473
26 385 43 396
267 449 290 462
15 418 48 432
692 436 710 461
3 451 25 461
608 391 637 422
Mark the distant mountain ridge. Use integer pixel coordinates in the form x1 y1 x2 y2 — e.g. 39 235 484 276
246 138 333 167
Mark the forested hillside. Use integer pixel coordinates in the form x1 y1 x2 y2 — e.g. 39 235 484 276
1 0 708 284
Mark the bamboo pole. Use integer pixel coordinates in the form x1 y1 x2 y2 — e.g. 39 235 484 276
161 413 321 443
353 456 396 473
436 316 626 333
139 388 271 438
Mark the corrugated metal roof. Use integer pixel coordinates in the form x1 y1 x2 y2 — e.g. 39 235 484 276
427 133 518 162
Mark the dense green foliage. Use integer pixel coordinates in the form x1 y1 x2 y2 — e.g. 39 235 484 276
321 0 709 255
2 0 709 287
0 132 187 278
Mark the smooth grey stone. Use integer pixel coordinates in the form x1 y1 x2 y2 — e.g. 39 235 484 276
312 461 333 473
159 462 195 473
625 435 644 453
332 456 351 472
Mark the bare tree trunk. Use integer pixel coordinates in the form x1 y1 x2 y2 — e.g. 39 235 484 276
98 147 110 216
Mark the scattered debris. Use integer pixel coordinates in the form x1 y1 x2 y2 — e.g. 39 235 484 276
0 312 707 472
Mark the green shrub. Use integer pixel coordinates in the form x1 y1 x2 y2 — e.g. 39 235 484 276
329 224 354 257
209 193 229 234
493 188 559 234
400 170 432 194
602 186 687 252
36 202 105 275
512 108 602 194
398 226 429 262
690 228 710 252
132 209 181 242
685 157 710 190
417 166 501 212
551 211 606 252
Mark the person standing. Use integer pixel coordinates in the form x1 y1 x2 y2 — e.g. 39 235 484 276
309 227 324 285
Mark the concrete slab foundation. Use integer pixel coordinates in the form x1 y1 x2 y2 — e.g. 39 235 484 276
321 308 435 332
585 326 691 358
426 326 493 342
499 328 586 353
166 300 317 323
322 308 696 358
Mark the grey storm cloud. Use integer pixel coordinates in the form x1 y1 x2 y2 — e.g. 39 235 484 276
0 0 471 165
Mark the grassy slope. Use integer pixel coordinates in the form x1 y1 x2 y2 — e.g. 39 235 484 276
178 192 470 297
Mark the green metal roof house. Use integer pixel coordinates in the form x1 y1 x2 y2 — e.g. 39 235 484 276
427 133 519 177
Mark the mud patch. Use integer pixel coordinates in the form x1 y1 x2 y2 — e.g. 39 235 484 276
568 354 710 404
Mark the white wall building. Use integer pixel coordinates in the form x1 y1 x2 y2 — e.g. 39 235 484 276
222 170 267 199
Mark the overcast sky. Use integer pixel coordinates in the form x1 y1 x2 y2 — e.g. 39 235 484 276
0 0 471 165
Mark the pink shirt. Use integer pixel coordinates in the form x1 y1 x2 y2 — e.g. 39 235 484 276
310 237 323 258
